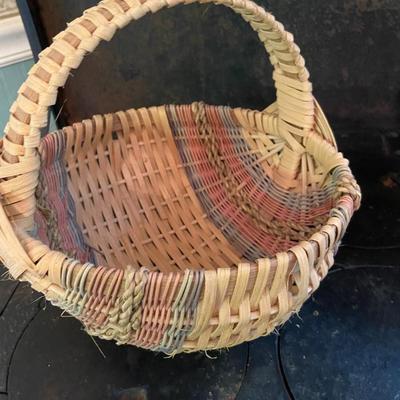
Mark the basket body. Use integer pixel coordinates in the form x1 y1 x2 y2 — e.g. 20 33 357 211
30 103 356 353
0 0 360 354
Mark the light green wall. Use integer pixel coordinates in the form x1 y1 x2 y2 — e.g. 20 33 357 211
0 58 57 136
0 59 34 135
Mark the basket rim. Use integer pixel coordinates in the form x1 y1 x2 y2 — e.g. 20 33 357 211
0 103 361 300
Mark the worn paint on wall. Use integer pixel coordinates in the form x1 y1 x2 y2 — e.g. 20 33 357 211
0 58 58 136
0 59 33 134
24 0 400 129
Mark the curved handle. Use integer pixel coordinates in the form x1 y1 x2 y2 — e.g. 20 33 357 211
1 0 314 229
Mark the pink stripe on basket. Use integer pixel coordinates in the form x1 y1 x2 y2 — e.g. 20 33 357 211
35 130 95 264
168 104 335 259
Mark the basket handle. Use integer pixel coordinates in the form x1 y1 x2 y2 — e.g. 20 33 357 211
1 0 314 229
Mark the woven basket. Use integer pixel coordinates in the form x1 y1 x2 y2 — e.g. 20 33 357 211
0 0 360 354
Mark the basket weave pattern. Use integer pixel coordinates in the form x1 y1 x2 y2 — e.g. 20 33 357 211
0 0 360 353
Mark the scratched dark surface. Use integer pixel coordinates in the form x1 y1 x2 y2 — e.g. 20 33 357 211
2 1 400 399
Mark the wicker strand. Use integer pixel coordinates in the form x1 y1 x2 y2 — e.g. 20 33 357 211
35 170 63 253
191 102 325 240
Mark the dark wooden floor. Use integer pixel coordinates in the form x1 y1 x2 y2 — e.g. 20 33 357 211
0 126 399 399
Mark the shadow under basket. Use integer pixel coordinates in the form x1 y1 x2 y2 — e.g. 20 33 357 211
0 0 360 354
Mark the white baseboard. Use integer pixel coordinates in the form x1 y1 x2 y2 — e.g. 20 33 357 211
0 15 32 68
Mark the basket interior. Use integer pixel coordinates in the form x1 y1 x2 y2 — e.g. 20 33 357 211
36 104 337 273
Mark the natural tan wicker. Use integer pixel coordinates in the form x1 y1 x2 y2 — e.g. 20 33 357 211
0 0 360 354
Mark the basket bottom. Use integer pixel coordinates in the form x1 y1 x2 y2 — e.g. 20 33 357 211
36 103 335 273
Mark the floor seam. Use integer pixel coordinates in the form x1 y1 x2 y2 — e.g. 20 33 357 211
234 343 250 399
4 299 43 394
275 332 296 400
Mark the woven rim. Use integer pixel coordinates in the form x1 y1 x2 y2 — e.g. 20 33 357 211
0 0 361 353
